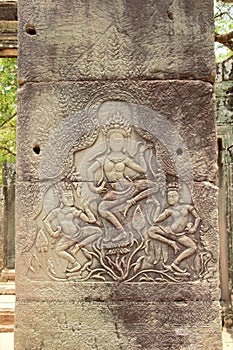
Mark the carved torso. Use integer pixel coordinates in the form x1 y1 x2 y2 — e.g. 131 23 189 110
27 108 212 284
50 206 81 237
103 155 126 182
166 204 194 234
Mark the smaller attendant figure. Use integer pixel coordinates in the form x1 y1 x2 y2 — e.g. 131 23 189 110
146 183 201 273
43 181 102 273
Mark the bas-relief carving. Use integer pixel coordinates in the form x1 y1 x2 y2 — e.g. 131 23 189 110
60 25 147 80
24 100 216 283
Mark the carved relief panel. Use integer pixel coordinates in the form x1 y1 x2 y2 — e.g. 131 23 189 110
23 99 215 283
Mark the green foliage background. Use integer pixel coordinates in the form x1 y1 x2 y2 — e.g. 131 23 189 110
215 1 233 61
0 58 17 183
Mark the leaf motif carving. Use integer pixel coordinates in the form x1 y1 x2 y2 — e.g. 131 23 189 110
132 205 146 231
35 229 49 253
133 256 144 273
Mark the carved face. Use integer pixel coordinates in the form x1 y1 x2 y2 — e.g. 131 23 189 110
61 191 74 206
167 190 179 206
108 132 125 152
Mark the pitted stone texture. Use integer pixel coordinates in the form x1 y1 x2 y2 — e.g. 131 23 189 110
17 80 217 183
16 279 218 304
16 0 221 348
15 300 222 350
18 0 215 83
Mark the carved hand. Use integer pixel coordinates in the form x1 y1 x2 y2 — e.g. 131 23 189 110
143 141 154 150
81 197 89 209
185 223 196 234
95 181 106 193
123 198 136 217
51 225 62 238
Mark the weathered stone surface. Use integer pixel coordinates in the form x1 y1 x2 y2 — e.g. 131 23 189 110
15 177 219 300
15 300 221 350
15 279 220 304
16 1 221 349
216 57 233 320
18 0 215 83
17 80 217 183
2 164 15 269
15 80 220 309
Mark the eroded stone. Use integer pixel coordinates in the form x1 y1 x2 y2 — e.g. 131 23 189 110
17 80 217 183
15 300 222 350
18 0 215 83
16 1 221 348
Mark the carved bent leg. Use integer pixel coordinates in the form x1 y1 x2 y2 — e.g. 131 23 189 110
123 181 158 217
98 200 128 241
55 236 81 272
147 225 180 254
174 235 197 265
72 226 102 254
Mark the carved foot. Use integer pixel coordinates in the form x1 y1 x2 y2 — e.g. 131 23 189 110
103 235 112 243
162 263 173 272
67 261 81 273
170 241 180 254
123 203 131 217
72 244 83 255
163 262 187 274
112 231 128 242
171 262 186 273
123 199 136 217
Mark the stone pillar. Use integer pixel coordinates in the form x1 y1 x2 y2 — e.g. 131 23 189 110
0 163 16 281
0 163 15 281
3 163 15 270
16 1 222 349
216 56 233 316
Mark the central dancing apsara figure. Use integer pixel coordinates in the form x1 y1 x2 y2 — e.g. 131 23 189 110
88 113 157 244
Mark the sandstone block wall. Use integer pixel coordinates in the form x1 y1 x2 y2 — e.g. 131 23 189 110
216 56 233 309
15 1 222 349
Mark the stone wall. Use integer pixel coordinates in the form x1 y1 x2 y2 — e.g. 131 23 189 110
2 163 15 270
15 1 222 349
216 56 233 311
0 163 16 280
